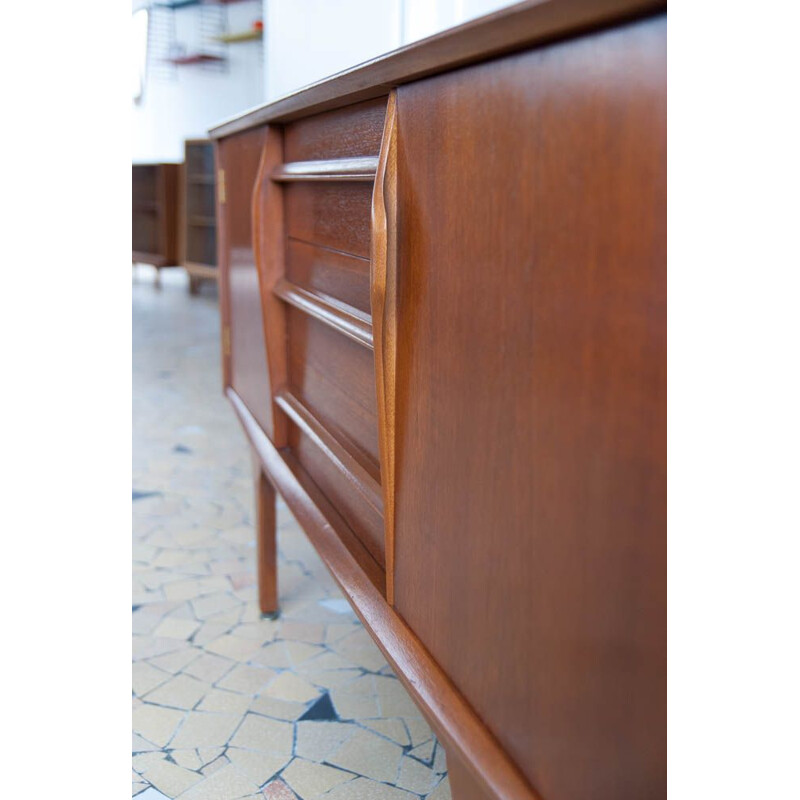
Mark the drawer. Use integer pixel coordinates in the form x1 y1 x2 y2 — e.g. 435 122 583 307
285 239 370 316
284 97 386 161
287 308 380 474
284 303 383 568
285 182 372 258
288 422 384 568
247 103 389 586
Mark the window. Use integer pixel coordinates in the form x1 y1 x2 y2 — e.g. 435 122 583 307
132 8 149 103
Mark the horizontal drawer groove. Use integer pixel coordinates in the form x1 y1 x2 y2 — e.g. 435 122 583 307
275 389 383 515
288 236 369 263
271 156 379 182
274 278 373 349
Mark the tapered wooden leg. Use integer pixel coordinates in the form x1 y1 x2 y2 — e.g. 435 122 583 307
254 462 279 618
189 275 199 295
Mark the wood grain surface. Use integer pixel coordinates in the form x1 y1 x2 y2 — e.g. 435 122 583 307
393 16 666 800
283 97 387 160
285 182 373 259
287 309 381 477
286 239 372 316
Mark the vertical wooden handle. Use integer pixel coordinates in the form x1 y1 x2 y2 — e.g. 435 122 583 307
252 126 290 447
371 91 398 605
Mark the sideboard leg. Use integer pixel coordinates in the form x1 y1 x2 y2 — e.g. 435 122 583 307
254 464 279 618
444 745 493 800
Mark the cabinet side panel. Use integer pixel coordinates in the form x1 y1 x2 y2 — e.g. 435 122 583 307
393 17 666 800
217 128 273 435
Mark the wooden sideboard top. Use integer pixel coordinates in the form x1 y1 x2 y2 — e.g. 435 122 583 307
209 0 665 137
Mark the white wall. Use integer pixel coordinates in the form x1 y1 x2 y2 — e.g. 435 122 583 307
132 0 264 163
401 0 518 45
131 0 519 161
263 0 518 103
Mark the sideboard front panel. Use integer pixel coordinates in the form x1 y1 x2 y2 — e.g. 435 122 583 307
241 99 389 587
393 16 666 800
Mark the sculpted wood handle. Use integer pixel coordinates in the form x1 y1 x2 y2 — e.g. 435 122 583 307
251 126 289 447
371 91 398 606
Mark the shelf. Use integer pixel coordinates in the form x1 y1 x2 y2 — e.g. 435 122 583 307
153 0 200 8
212 30 263 44
166 53 225 65
154 0 254 7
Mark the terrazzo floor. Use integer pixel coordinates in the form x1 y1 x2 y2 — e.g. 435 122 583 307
132 267 450 800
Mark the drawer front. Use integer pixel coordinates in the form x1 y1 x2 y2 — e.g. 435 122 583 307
286 182 372 259
285 239 371 316
284 97 386 161
287 309 380 474
288 423 384 568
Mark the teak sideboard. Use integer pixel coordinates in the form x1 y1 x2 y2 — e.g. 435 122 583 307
209 2 666 798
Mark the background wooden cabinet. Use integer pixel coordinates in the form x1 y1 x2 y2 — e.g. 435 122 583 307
132 163 180 271
182 139 218 294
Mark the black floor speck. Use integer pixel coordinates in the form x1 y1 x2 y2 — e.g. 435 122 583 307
173 444 192 454
299 692 338 721
133 490 160 501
